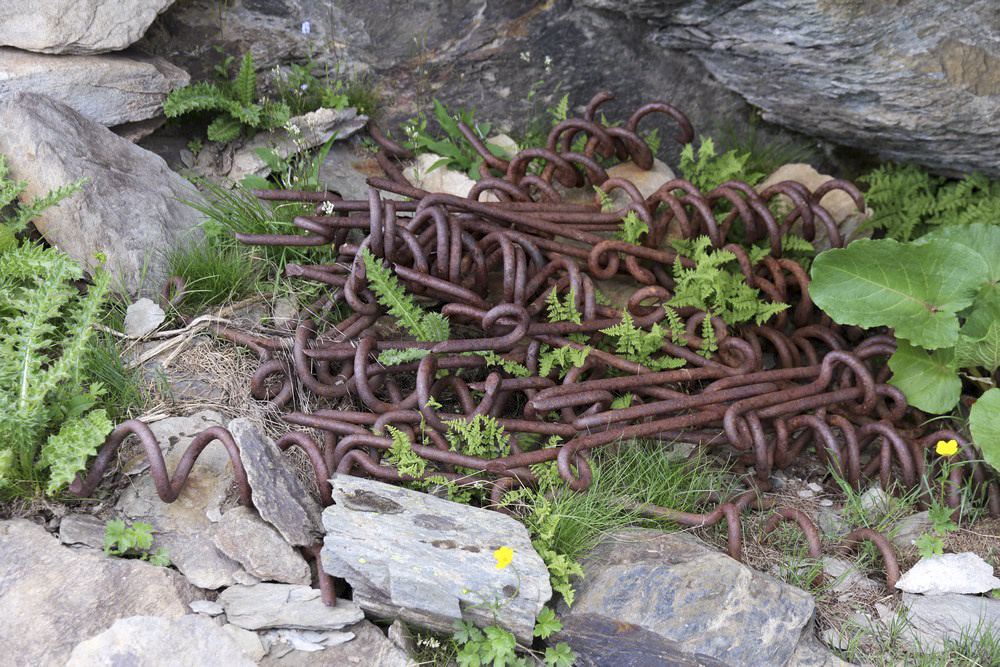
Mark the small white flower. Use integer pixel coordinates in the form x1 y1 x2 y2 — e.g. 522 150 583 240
519 51 531 63
544 55 552 67
283 121 301 136
319 201 336 215
301 21 311 35
300 83 309 91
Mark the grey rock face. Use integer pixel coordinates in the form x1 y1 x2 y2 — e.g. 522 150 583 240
895 552 1000 595
889 511 932 551
647 0 1000 175
320 474 551 643
0 93 203 294
0 519 204 666
902 592 1000 651
562 529 831 667
0 0 176 54
214 506 312 585
219 583 364 631
229 418 324 547
0 48 188 127
117 410 248 589
65 614 256 667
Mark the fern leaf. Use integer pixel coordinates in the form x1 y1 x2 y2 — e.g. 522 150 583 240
206 115 244 142
377 347 431 366
163 82 230 118
360 248 449 342
233 52 257 107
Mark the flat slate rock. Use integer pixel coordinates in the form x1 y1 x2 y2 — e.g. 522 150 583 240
213 506 311 585
320 474 551 643
552 613 733 667
218 583 364 631
563 529 827 667
66 614 256 667
117 410 247 589
229 418 324 547
260 620 415 666
902 592 1000 651
0 47 188 127
0 519 204 666
0 93 203 294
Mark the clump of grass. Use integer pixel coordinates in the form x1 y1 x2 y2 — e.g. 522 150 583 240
83 331 152 424
545 440 732 561
167 240 262 312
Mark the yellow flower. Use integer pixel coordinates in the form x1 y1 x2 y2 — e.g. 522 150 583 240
936 439 959 457
494 546 514 569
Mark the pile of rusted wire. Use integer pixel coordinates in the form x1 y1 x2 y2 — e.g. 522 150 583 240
72 92 999 594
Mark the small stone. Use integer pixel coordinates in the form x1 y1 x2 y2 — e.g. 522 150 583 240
58 513 107 550
214 506 311 585
218 584 364 631
271 296 299 329
229 419 323 547
859 486 893 519
815 508 851 537
889 511 932 550
190 600 224 616
797 489 814 499
807 482 823 492
224 624 267 662
125 298 166 338
258 620 413 667
819 499 834 507
820 628 849 651
822 556 881 593
388 619 416 657
404 153 483 199
895 552 1000 595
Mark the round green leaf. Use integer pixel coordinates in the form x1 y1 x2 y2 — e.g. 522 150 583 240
969 388 1000 473
917 223 1000 286
887 340 961 414
810 238 987 349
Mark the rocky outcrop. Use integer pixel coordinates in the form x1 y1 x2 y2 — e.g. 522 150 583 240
0 93 204 294
557 529 847 667
0 0 176 55
320 474 552 644
0 520 205 666
65 615 257 667
0 48 188 127
640 0 1000 175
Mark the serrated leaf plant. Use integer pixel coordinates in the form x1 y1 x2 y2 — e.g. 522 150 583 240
810 224 1000 470
164 52 291 142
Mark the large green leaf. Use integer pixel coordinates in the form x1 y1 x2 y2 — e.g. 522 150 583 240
810 238 987 349
916 223 1000 285
969 388 1000 473
887 340 961 413
955 290 1000 371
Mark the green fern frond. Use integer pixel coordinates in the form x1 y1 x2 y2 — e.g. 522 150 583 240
538 344 590 378
233 52 257 107
546 287 582 325
377 347 431 366
445 413 509 460
472 351 531 378
360 248 450 342
385 425 427 479
163 81 231 118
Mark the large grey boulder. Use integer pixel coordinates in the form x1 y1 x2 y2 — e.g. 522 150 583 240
0 0 176 55
0 48 188 127
117 410 248 589
0 93 203 294
66 615 256 667
320 474 551 644
644 0 1000 175
558 529 843 667
0 519 204 666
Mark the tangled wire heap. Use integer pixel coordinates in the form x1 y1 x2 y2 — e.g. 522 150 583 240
72 92 1000 600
